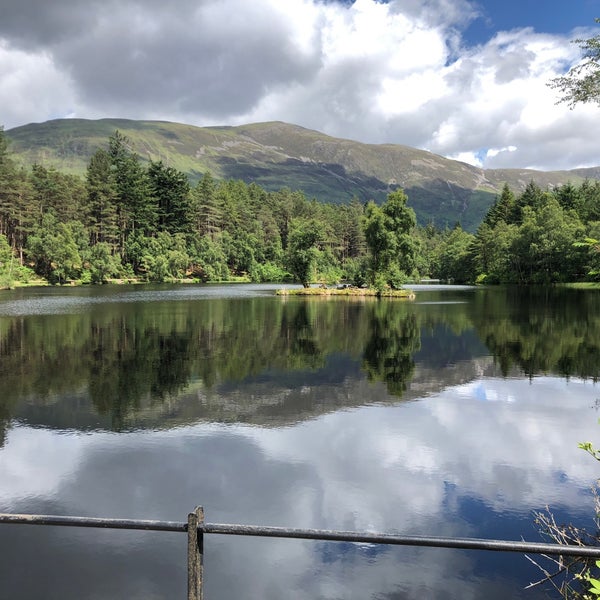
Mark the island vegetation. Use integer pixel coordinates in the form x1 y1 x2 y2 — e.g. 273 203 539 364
275 287 415 298
1 126 600 290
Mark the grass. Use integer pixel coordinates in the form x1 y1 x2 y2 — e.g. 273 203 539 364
0 278 48 290
559 282 600 289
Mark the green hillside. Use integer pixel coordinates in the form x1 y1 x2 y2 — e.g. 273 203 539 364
6 118 600 230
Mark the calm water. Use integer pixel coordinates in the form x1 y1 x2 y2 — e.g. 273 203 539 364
0 283 599 599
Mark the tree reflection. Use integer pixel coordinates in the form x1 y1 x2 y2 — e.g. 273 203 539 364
2 286 600 440
362 302 420 397
0 296 417 435
88 319 196 429
472 287 600 381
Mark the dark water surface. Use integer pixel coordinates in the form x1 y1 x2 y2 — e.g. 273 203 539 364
0 283 599 599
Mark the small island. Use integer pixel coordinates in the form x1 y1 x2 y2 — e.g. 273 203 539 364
276 286 415 299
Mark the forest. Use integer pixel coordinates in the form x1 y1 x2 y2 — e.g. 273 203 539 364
1 126 600 288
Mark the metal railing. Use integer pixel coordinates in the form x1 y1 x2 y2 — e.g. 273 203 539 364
2 508 600 599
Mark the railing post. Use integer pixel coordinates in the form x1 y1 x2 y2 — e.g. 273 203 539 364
187 506 204 600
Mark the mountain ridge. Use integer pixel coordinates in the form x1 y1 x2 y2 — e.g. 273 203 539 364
6 118 600 230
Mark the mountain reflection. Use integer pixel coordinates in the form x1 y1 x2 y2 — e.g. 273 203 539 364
1 285 600 438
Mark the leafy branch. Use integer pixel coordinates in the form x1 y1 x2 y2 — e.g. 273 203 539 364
549 19 600 108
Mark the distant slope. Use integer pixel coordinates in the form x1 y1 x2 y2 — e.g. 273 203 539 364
6 118 600 231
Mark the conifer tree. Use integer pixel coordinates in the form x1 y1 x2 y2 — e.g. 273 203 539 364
148 160 191 235
86 148 119 248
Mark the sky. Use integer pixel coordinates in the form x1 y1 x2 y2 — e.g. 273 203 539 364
1 0 599 171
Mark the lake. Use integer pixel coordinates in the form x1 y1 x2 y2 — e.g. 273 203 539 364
0 283 599 599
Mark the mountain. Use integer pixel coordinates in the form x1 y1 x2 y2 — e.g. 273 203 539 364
6 118 600 230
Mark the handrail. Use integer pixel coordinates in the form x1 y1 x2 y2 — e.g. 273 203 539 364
201 522 600 557
0 512 187 532
2 509 600 599
2 512 599 557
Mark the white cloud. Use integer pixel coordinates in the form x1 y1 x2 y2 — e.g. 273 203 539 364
0 0 597 170
486 146 517 158
0 41 75 128
449 150 483 166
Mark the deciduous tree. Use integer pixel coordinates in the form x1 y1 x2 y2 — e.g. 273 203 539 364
286 218 324 287
549 19 600 107
363 189 416 289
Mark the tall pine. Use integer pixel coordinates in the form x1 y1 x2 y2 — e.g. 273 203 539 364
108 131 157 249
147 160 191 235
86 148 119 249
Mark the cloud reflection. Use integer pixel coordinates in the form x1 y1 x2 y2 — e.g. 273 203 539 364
1 376 598 598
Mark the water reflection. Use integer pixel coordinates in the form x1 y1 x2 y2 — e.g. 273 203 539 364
1 286 600 437
1 285 600 598
0 378 598 599
473 286 600 380
362 302 420 396
0 294 417 435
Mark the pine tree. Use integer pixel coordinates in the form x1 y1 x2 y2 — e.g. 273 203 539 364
148 160 191 235
30 164 85 223
86 148 119 249
108 131 157 246
192 172 222 238
0 129 38 262
484 183 515 227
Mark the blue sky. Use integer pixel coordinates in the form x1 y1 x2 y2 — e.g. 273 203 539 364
465 0 599 45
0 0 599 170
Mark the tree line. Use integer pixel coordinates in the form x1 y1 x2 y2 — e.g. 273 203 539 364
439 180 600 284
1 126 600 287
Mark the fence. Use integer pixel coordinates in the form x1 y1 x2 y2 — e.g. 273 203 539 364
2 508 600 599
